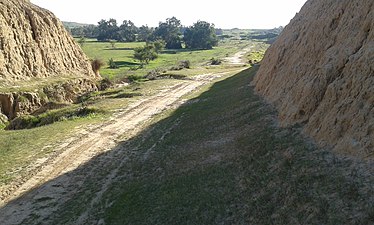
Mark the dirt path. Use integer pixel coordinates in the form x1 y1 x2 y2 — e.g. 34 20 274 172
225 46 253 65
0 47 251 224
0 72 238 224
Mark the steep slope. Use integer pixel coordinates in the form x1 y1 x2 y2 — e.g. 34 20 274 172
253 0 374 157
0 0 95 81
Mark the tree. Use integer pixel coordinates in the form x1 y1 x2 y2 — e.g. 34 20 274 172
215 28 223 36
154 17 182 49
137 25 155 42
70 25 98 38
150 40 166 53
96 19 120 42
184 21 219 49
133 44 158 65
119 20 138 42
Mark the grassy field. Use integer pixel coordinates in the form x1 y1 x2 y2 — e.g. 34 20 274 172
80 38 252 81
47 66 374 224
0 37 257 190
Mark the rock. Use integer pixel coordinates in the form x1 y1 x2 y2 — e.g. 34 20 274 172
253 0 374 157
0 0 96 81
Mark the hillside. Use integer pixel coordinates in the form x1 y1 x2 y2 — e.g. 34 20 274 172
253 0 374 157
0 0 95 81
0 0 98 120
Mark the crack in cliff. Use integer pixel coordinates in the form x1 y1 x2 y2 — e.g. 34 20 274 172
25 9 36 41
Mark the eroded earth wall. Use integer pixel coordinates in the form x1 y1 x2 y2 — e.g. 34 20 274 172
0 0 95 81
253 0 374 157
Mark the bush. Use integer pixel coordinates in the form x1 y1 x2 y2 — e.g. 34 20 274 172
108 58 119 69
6 107 104 130
127 75 144 82
91 58 105 76
210 58 222 65
170 60 191 70
179 60 191 69
144 70 161 80
99 78 113 90
134 45 158 65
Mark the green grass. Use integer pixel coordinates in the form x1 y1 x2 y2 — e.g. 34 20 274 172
80 38 252 81
0 77 181 187
48 67 374 224
6 106 105 130
0 36 258 188
0 116 104 185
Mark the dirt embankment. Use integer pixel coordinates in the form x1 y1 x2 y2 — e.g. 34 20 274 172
0 0 95 81
0 79 99 120
0 0 98 121
253 0 374 157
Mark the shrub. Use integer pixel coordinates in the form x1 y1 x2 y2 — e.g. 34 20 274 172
210 58 222 65
170 60 191 71
91 58 105 76
144 70 161 80
127 75 144 82
109 40 116 49
6 107 104 130
108 58 118 69
134 45 158 65
99 78 113 90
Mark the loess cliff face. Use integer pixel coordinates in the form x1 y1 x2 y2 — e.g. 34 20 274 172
0 0 99 120
0 0 95 81
253 0 374 157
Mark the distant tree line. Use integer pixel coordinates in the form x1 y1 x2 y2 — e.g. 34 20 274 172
69 17 219 50
248 26 284 40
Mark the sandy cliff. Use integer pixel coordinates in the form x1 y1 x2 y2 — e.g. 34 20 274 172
253 0 374 157
0 0 98 119
0 0 95 81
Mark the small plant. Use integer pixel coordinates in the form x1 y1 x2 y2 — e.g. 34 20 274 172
0 113 8 129
210 57 222 65
109 40 117 49
108 58 119 69
99 78 113 90
77 36 86 47
127 75 144 82
170 60 191 70
91 58 105 77
144 70 161 80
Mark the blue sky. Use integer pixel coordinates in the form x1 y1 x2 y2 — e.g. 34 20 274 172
31 0 308 29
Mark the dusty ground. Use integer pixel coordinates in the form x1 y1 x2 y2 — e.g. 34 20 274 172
0 50 249 224
224 46 253 64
